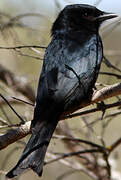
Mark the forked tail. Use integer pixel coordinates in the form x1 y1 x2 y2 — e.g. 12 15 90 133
6 120 58 178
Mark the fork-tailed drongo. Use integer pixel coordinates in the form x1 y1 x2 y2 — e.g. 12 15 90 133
6 4 117 178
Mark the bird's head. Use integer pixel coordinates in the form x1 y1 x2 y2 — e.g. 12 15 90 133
52 4 117 34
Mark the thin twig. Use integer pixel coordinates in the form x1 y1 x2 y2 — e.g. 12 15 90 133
0 45 46 49
108 137 121 153
45 149 104 165
14 48 43 60
52 135 105 150
12 97 34 106
46 152 98 180
64 100 121 120
103 56 121 73
0 93 25 123
100 72 121 79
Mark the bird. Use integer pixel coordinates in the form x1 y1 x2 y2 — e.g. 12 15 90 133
6 4 117 178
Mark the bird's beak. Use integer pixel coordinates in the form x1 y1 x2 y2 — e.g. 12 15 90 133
96 12 118 22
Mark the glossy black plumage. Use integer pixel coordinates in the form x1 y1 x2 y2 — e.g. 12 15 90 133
6 4 117 178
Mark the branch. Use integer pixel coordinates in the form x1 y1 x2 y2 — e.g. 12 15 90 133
108 137 121 153
52 135 104 149
65 101 121 119
103 56 121 73
14 48 43 61
45 149 104 164
92 82 121 102
0 82 121 150
0 45 46 49
61 82 121 118
0 121 31 150
46 152 98 180
100 72 121 79
0 93 25 123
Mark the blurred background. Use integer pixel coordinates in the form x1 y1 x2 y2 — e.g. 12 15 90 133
0 0 121 180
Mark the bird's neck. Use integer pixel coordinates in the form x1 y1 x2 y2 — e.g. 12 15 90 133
69 30 96 39
53 29 98 44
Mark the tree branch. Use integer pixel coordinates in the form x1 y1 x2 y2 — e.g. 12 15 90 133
0 45 46 49
0 121 31 150
0 82 121 150
61 82 121 118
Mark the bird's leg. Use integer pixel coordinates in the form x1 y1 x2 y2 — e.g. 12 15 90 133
94 86 106 119
96 101 106 120
93 85 97 91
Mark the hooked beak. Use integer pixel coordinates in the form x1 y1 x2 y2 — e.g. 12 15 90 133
96 12 118 22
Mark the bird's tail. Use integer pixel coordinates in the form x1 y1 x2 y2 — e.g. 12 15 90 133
6 119 58 178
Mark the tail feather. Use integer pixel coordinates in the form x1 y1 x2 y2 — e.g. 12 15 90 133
6 120 58 178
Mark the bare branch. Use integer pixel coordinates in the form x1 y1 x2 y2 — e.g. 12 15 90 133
100 72 121 79
52 135 104 149
0 45 46 49
0 121 31 150
0 83 121 150
14 48 43 61
92 83 121 102
108 137 121 153
103 56 121 73
45 149 103 164
66 100 121 119
62 82 121 118
12 97 34 106
0 93 25 123
46 152 98 180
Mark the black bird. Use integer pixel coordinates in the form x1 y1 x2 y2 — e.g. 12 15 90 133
6 4 117 178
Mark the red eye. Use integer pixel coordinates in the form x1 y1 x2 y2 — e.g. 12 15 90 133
83 13 88 19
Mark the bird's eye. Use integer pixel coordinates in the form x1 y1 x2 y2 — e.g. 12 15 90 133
84 12 88 17
82 12 89 19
